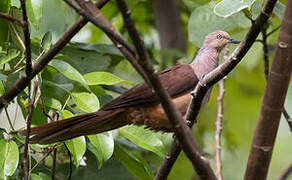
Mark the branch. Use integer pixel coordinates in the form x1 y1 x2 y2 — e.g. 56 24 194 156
244 0 292 178
20 0 32 77
19 0 34 179
155 0 278 178
261 26 292 131
0 0 109 109
22 81 38 180
0 12 25 27
278 164 292 180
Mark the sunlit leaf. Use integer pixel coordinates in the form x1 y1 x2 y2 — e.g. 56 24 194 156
42 96 62 110
0 139 19 179
65 136 86 167
72 92 99 113
31 173 43 180
119 125 171 157
84 72 131 86
214 0 256 18
49 59 90 91
88 132 114 169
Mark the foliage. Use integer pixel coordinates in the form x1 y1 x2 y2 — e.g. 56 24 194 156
0 0 291 179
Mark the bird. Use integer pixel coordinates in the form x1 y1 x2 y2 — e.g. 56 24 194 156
19 30 239 144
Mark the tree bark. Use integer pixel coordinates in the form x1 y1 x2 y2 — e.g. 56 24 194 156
152 0 186 65
244 1 292 179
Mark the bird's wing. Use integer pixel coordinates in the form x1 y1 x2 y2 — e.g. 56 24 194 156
101 64 199 110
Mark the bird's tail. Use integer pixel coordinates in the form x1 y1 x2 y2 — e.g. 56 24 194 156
18 109 127 144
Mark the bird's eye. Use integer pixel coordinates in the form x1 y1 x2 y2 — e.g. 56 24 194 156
216 34 223 39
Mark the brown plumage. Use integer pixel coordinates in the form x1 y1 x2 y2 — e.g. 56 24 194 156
19 30 239 144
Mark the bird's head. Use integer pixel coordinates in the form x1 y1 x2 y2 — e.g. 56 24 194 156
203 31 239 51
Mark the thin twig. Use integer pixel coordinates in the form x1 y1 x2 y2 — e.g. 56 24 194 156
0 0 110 109
266 25 281 37
215 46 229 180
116 0 216 179
9 23 26 51
22 81 38 180
64 143 72 180
20 0 34 179
51 149 57 180
277 164 292 180
0 12 25 26
154 0 278 178
20 0 32 77
28 146 56 174
36 75 54 121
4 107 15 131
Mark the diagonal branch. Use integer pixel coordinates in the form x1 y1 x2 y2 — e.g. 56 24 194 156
0 0 110 109
115 0 216 179
155 0 278 179
0 12 25 27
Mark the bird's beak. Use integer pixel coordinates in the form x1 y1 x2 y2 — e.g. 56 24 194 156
228 38 240 44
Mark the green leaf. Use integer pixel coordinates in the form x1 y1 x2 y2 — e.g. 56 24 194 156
188 2 250 46
214 0 256 18
88 132 114 169
0 82 5 96
26 0 43 29
114 144 153 180
31 173 43 180
65 136 86 167
72 92 99 113
41 31 52 51
0 139 19 179
274 1 285 20
49 59 90 91
60 45 111 75
42 80 73 93
0 49 21 66
84 72 131 86
74 43 123 56
62 109 73 118
0 0 10 43
119 125 171 157
31 103 48 125
42 96 62 110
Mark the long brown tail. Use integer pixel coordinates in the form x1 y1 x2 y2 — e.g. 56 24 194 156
19 109 127 144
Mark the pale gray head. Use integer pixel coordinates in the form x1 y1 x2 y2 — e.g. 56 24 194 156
202 30 239 51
